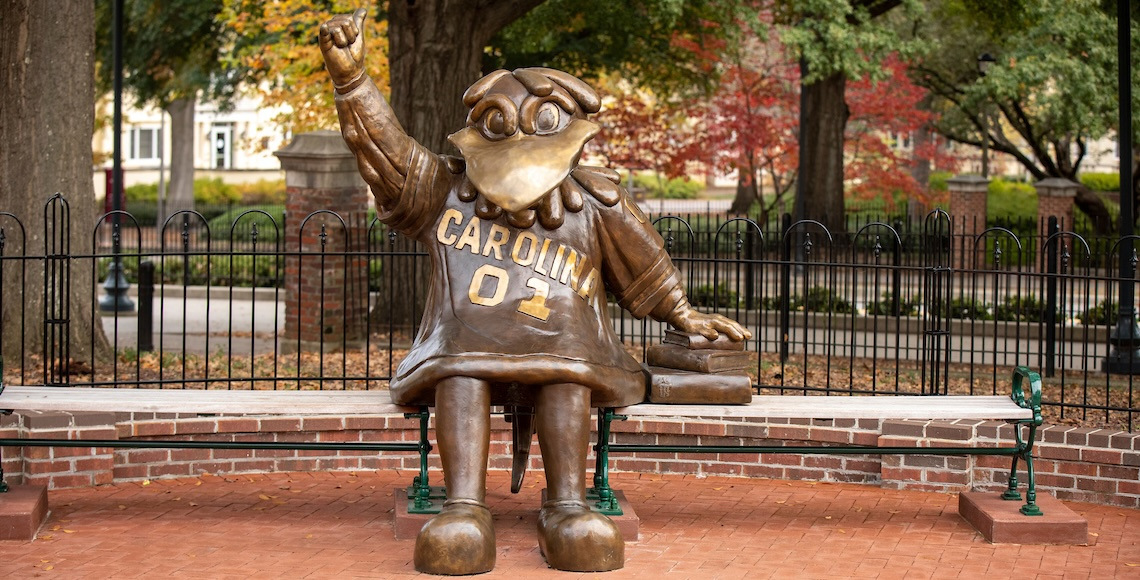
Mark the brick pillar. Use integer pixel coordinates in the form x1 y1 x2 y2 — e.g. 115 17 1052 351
947 175 990 269
275 131 370 352
1035 177 1078 231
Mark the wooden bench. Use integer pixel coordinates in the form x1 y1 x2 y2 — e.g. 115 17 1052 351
0 387 437 507
2 367 1045 518
588 366 1046 516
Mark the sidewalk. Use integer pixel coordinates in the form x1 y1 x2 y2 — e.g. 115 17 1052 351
2 470 1136 578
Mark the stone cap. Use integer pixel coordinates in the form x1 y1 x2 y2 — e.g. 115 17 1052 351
1035 177 1079 198
946 174 991 194
275 130 365 189
274 130 359 173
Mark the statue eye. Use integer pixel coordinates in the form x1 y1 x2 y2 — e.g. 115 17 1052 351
534 102 561 134
486 110 506 135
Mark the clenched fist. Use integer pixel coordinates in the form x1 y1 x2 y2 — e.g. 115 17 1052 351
319 8 368 91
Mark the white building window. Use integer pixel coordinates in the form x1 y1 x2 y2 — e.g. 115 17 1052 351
128 126 161 162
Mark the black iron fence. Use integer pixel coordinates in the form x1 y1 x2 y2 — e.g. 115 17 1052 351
1 195 1137 431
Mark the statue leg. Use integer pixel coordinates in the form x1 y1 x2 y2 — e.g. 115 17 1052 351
535 383 624 572
413 376 496 575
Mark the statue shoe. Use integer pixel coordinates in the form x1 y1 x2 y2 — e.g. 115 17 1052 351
413 499 496 575
537 499 624 572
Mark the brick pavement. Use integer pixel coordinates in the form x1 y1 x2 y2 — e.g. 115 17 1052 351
1 470 1137 579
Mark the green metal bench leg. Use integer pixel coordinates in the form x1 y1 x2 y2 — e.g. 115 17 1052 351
1002 422 1023 501
1009 366 1044 516
588 408 623 515
1019 423 1042 516
406 407 438 513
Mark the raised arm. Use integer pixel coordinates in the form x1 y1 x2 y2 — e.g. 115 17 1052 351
320 10 440 212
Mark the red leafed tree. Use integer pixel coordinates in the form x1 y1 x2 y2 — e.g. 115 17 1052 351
673 28 801 221
587 83 691 190
845 54 959 211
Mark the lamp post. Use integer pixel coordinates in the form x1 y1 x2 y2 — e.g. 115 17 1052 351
98 0 135 313
1103 0 1138 373
976 53 996 178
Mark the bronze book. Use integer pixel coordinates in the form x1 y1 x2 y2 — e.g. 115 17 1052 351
662 329 746 351
647 366 753 404
646 344 752 373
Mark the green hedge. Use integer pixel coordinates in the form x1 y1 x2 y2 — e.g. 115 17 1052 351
1079 172 1120 192
633 173 702 199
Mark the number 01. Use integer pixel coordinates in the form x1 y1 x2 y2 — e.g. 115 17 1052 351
467 264 551 321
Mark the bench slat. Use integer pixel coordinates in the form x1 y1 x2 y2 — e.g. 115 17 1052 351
0 386 413 415
616 395 1032 420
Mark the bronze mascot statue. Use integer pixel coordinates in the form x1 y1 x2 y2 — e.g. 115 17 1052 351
320 9 749 574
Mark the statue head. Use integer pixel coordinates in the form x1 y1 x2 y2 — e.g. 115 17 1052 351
448 69 601 214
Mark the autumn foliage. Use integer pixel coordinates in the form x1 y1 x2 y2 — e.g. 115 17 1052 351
590 22 958 217
223 1 391 138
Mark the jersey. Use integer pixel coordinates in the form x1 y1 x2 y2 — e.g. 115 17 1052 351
337 81 685 407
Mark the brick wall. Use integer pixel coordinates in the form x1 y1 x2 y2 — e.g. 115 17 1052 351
2 411 1137 509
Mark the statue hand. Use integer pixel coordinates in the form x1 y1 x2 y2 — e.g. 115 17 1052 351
671 305 752 342
319 8 368 89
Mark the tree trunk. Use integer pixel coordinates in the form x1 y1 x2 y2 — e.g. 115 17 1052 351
730 155 759 214
909 124 932 222
379 0 541 327
387 0 544 153
1132 148 1139 227
794 71 849 235
0 0 111 377
388 1 501 154
165 97 196 223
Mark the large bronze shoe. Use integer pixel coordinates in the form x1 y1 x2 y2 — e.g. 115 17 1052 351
414 499 496 575
537 499 624 572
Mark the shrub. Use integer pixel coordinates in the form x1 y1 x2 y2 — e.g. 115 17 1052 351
633 173 702 199
689 283 739 308
928 171 953 193
194 177 240 205
866 292 920 316
792 286 853 314
987 178 1037 221
125 182 158 202
1079 172 1120 192
207 205 287 242
942 297 992 320
1078 299 1116 326
993 294 1058 322
234 179 287 205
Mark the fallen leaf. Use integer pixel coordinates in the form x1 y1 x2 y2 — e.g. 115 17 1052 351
306 534 314 539
1126 563 1138 567
189 503 199 507
51 525 60 531
44 566 54 571
41 559 50 563
259 494 272 500
1090 532 1099 537
63 529 75 534
118 505 127 510
141 480 151 486
824 516 832 520
838 529 846 534
775 500 786 504
888 510 900 514
196 481 203 486
40 534 54 540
